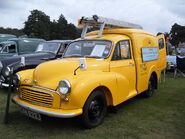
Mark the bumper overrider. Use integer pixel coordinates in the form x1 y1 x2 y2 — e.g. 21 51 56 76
12 96 82 118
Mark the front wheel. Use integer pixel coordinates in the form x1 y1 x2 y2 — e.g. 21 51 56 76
81 90 107 128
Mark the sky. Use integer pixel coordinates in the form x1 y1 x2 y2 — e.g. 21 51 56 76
0 0 185 34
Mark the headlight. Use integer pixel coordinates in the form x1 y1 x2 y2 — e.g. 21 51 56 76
0 61 3 68
12 73 20 86
58 79 71 95
4 67 11 77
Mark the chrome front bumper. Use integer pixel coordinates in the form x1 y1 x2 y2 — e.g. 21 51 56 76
12 97 82 118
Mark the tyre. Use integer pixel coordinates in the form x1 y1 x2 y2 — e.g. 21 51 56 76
81 90 107 128
143 76 155 98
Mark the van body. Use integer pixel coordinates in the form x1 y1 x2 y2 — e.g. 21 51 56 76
0 38 45 58
12 28 166 128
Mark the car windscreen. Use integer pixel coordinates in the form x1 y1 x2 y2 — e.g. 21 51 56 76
35 42 60 54
63 40 112 58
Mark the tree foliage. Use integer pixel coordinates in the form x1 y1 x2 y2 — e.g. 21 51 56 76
169 23 185 46
23 10 51 40
0 27 24 37
23 10 81 40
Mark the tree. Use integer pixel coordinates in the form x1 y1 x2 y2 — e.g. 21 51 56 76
23 10 51 40
56 14 68 39
66 23 80 39
54 14 81 40
23 10 81 40
169 23 185 46
50 20 58 40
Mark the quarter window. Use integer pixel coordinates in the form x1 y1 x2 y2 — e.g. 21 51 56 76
158 38 164 49
112 40 131 60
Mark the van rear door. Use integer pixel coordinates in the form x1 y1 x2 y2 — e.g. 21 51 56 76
157 34 167 71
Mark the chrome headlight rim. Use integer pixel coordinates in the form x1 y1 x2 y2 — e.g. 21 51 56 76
4 66 11 77
58 79 71 95
12 73 20 86
0 61 3 68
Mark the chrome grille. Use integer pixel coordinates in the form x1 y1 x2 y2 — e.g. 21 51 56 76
19 88 53 107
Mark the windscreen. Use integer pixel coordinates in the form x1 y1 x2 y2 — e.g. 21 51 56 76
64 40 112 58
35 42 60 54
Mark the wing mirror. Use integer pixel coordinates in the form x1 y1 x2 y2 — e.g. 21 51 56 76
79 58 87 70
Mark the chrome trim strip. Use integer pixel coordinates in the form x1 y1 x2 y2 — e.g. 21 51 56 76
21 84 61 97
22 88 53 96
12 98 77 118
20 98 52 108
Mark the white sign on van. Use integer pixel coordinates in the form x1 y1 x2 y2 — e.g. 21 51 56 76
142 47 158 62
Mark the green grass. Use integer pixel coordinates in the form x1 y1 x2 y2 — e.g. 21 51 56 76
0 74 185 139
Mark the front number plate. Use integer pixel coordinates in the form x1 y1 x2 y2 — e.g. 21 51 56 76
20 107 42 121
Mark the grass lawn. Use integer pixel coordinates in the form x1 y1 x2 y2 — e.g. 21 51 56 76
0 74 185 139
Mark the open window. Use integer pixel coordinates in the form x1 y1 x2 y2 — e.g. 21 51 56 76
112 40 131 60
8 44 16 53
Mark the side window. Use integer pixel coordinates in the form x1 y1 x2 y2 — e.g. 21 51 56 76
112 40 131 60
120 41 131 59
8 45 16 53
158 38 164 49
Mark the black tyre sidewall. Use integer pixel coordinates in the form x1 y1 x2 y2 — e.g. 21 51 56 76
144 76 155 98
81 90 107 128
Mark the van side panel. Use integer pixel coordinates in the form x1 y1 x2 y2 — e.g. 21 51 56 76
131 34 160 94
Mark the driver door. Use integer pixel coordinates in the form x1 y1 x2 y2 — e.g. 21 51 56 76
110 40 137 104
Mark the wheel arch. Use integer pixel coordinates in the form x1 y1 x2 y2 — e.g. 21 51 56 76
93 86 113 106
150 71 158 89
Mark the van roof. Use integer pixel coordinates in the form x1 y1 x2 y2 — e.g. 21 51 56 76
86 28 155 37
8 38 45 41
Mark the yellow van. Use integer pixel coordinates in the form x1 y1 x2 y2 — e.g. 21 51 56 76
12 15 166 128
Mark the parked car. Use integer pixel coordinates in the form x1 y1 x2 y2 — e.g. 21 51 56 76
0 40 72 87
0 38 45 58
12 16 166 128
0 34 17 42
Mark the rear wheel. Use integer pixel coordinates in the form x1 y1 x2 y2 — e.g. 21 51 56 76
81 90 107 128
143 76 155 97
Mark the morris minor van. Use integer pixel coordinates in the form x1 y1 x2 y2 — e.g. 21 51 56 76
12 16 166 128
